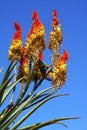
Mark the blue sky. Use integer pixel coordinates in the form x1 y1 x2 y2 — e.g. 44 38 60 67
0 0 87 129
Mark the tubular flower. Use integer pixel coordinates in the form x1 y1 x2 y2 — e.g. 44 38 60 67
25 11 45 60
48 10 62 53
52 50 69 88
8 22 22 61
17 47 29 83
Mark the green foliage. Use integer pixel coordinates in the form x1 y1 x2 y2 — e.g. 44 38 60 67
0 61 79 130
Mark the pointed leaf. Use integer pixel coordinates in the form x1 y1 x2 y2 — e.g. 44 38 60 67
19 117 79 130
11 94 60 130
1 61 14 86
0 74 14 105
1 77 24 105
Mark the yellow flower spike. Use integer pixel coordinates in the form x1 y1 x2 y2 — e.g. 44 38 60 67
25 11 45 60
52 50 69 88
8 22 22 61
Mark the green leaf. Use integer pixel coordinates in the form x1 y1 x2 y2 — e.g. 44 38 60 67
24 87 56 110
0 74 14 105
0 61 15 86
20 87 52 106
19 117 79 130
1 77 24 105
11 94 61 130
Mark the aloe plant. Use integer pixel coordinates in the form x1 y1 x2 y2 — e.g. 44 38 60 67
0 10 79 130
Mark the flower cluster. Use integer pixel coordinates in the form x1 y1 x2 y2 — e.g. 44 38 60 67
8 10 68 87
52 50 69 88
25 11 45 60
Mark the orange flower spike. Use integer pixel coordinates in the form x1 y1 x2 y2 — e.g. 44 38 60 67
25 11 45 60
52 50 69 88
8 21 22 61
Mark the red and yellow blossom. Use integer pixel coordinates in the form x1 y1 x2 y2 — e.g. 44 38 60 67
25 11 45 60
48 10 62 52
8 22 22 61
52 50 69 88
17 47 29 83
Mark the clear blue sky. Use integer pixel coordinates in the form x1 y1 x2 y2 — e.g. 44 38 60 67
0 0 87 129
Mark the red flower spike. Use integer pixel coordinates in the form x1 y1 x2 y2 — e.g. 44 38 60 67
13 22 22 40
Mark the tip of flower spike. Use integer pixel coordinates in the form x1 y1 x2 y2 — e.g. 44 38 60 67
52 10 57 17
59 50 69 63
13 21 22 40
32 10 42 26
32 11 38 20
52 10 59 27
63 50 69 62
14 21 21 31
